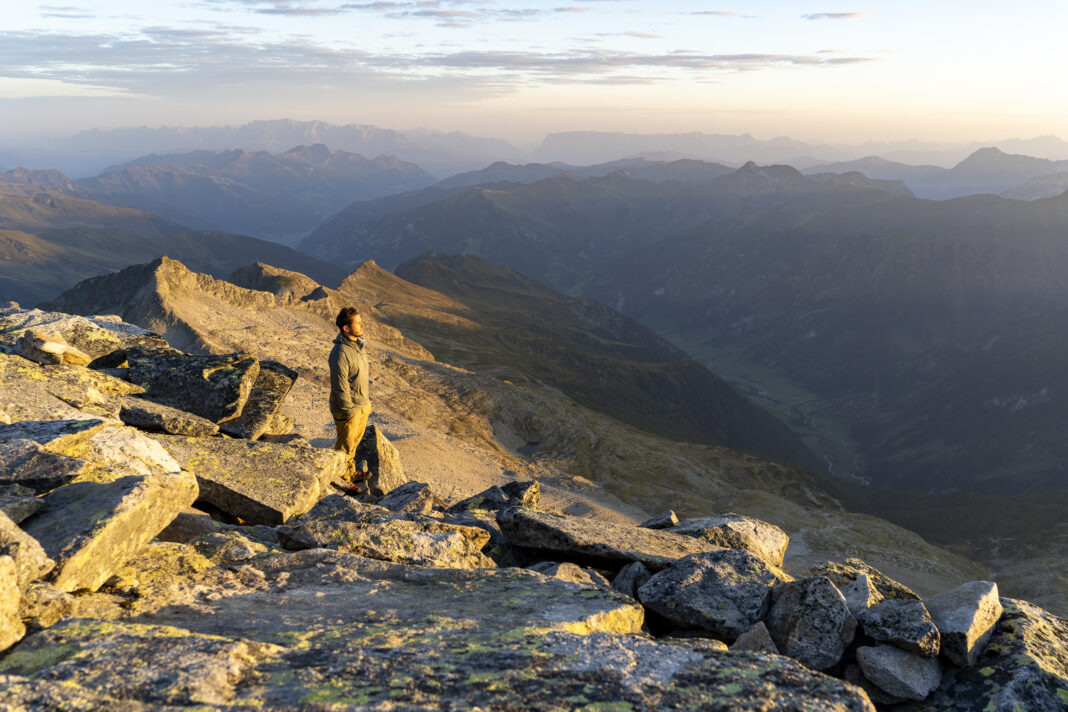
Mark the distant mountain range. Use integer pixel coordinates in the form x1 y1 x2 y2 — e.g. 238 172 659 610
1 145 435 244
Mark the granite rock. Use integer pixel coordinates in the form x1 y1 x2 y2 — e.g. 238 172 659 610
611 560 652 598
808 559 920 602
639 510 679 529
119 397 220 437
674 513 790 568
125 347 260 424
856 644 941 701
0 556 26 651
0 484 43 523
15 329 92 366
859 598 940 657
765 576 857 671
0 509 55 588
377 481 443 515
219 360 297 440
730 621 780 654
528 561 611 588
924 580 1003 669
354 425 407 496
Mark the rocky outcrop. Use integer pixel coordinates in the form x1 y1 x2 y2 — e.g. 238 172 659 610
638 549 790 639
925 580 1002 668
497 506 721 570
218 360 297 440
119 396 220 437
673 513 790 567
21 472 199 592
125 347 260 424
149 434 344 525
765 576 858 671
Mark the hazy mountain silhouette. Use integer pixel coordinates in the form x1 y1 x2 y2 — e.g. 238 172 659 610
1001 172 1068 200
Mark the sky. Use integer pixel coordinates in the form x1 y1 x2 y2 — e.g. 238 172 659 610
1 0 1066 146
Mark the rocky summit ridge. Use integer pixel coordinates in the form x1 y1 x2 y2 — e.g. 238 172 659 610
0 259 1064 709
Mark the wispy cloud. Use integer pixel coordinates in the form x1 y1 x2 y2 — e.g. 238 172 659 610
39 5 93 19
802 12 867 20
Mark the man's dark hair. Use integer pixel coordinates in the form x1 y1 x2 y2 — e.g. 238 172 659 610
336 306 360 331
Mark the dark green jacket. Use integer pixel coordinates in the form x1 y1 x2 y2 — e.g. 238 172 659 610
328 333 369 420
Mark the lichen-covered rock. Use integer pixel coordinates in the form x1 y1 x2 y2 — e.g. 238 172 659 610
856 644 942 701
0 509 54 588
924 580 1002 669
355 424 407 496
639 549 790 640
19 581 75 629
448 480 540 514
119 397 220 437
674 513 790 567
0 484 43 523
0 418 113 451
125 346 260 424
443 508 530 567
528 561 610 588
808 559 920 602
730 621 780 654
843 664 907 706
611 560 652 598
0 440 89 493
896 598 1067 712
219 360 297 440
149 434 344 525
840 573 883 616
63 424 183 482
765 576 857 671
639 510 678 529
278 514 495 569
0 619 284 707
0 556 25 651
498 506 721 570
377 481 442 515
20 472 199 592
15 329 92 366
860 598 941 657
0 307 124 360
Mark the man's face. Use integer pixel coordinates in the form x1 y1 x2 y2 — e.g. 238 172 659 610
342 314 364 339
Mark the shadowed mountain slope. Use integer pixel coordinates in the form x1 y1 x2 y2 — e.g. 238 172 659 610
384 252 822 470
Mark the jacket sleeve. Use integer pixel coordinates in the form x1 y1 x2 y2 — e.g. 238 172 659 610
330 349 357 419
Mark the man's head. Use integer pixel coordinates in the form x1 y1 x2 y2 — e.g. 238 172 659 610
336 306 363 339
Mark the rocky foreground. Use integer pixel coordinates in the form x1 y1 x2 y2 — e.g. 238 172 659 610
0 304 1066 711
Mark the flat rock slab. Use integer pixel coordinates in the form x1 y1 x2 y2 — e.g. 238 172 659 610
149 434 344 525
497 506 721 571
119 397 219 437
0 441 89 494
88 554 871 711
0 354 143 423
63 425 183 482
639 549 791 640
0 308 124 360
219 360 297 440
895 598 1068 712
0 418 113 450
925 580 1002 668
20 472 199 592
673 513 790 567
125 347 259 424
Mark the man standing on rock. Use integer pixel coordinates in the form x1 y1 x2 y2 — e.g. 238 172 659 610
329 306 371 480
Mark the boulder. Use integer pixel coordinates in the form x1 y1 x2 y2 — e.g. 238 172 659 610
528 561 610 588
808 559 920 601
0 556 26 651
265 411 293 436
0 353 144 422
377 481 442 515
611 561 652 598
924 580 1002 668
19 581 75 629
63 425 183 482
15 329 92 366
125 346 260 424
501 480 540 508
840 573 882 616
354 425 407 496
638 510 678 529
0 418 113 451
674 513 790 567
638 549 791 639
859 598 940 657
0 510 54 588
0 484 43 523
442 508 530 567
765 576 857 670
219 360 298 440
843 664 907 706
0 441 88 493
856 644 941 701
730 621 780 654
119 397 220 437
20 472 199 592
0 307 124 360
447 485 512 513
897 598 1067 712
497 506 721 570
149 434 345 525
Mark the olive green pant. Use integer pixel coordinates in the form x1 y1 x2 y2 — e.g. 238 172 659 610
333 402 371 479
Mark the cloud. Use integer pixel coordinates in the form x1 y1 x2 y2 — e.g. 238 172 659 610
802 12 867 20
39 5 93 19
